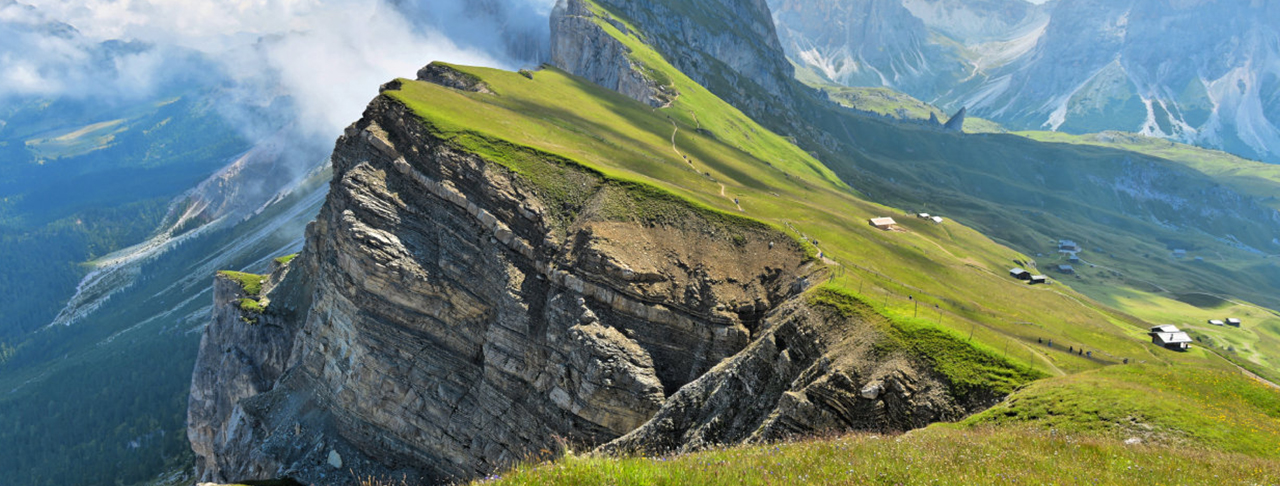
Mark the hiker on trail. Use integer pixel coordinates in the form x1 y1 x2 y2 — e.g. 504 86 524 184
1038 337 1042 344
1048 340 1052 348
1123 358 1129 364
1069 346 1074 353
1087 351 1092 358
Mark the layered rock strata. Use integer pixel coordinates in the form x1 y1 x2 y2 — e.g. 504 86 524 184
190 67 824 484
606 297 967 455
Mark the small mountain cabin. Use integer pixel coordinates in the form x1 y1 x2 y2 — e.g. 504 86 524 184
1208 319 1225 326
1226 318 1242 327
869 217 898 230
1029 275 1048 285
1058 264 1075 274
1010 268 1031 280
1149 325 1192 351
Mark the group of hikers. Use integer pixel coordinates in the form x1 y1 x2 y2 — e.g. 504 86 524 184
1036 336 1132 364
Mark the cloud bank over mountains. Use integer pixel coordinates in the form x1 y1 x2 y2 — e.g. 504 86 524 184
2 0 554 140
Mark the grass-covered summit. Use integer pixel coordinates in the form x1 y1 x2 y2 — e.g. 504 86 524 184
378 49 1279 444
352 0 1280 479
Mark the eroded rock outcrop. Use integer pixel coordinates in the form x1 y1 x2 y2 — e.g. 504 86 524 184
189 72 822 483
943 106 966 132
605 298 968 454
552 0 797 114
188 261 309 482
550 0 675 107
188 0 1038 481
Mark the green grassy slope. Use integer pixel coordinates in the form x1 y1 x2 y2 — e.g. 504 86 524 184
574 3 1280 390
805 84 1280 383
473 426 1280 485
360 1 1280 480
965 364 1280 457
389 61 1155 384
383 31 1279 445
767 76 1280 383
820 85 1006 134
1005 130 1280 381
1018 131 1280 212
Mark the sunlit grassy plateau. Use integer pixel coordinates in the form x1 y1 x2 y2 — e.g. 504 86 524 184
344 1 1280 481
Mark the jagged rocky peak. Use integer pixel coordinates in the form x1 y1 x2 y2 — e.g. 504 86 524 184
944 106 966 132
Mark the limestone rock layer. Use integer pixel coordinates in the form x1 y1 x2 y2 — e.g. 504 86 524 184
189 78 848 483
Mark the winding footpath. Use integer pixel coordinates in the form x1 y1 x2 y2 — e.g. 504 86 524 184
670 118 742 211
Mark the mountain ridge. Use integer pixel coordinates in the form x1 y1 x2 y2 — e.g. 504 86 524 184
185 0 1280 484
187 50 1049 481
773 0 1280 164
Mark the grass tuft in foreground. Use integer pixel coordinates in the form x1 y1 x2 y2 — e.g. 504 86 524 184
964 364 1280 458
471 426 1280 486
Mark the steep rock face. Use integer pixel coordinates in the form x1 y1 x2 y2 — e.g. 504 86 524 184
415 63 494 94
562 0 797 113
605 299 969 454
943 106 966 132
899 0 1042 43
969 0 1280 162
550 0 674 107
189 71 818 484
767 0 1044 103
186 58 1032 483
771 0 1280 162
769 0 967 94
188 262 309 482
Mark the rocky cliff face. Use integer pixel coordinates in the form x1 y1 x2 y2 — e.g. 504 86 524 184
769 0 1280 163
187 61 1007 483
188 261 311 482
769 0 967 94
556 0 797 113
965 0 1280 162
606 297 968 455
190 67 806 483
550 0 675 107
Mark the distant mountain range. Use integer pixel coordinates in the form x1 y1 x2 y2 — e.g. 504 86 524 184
770 0 1280 163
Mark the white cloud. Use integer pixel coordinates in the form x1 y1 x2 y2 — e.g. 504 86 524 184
2 0 550 138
